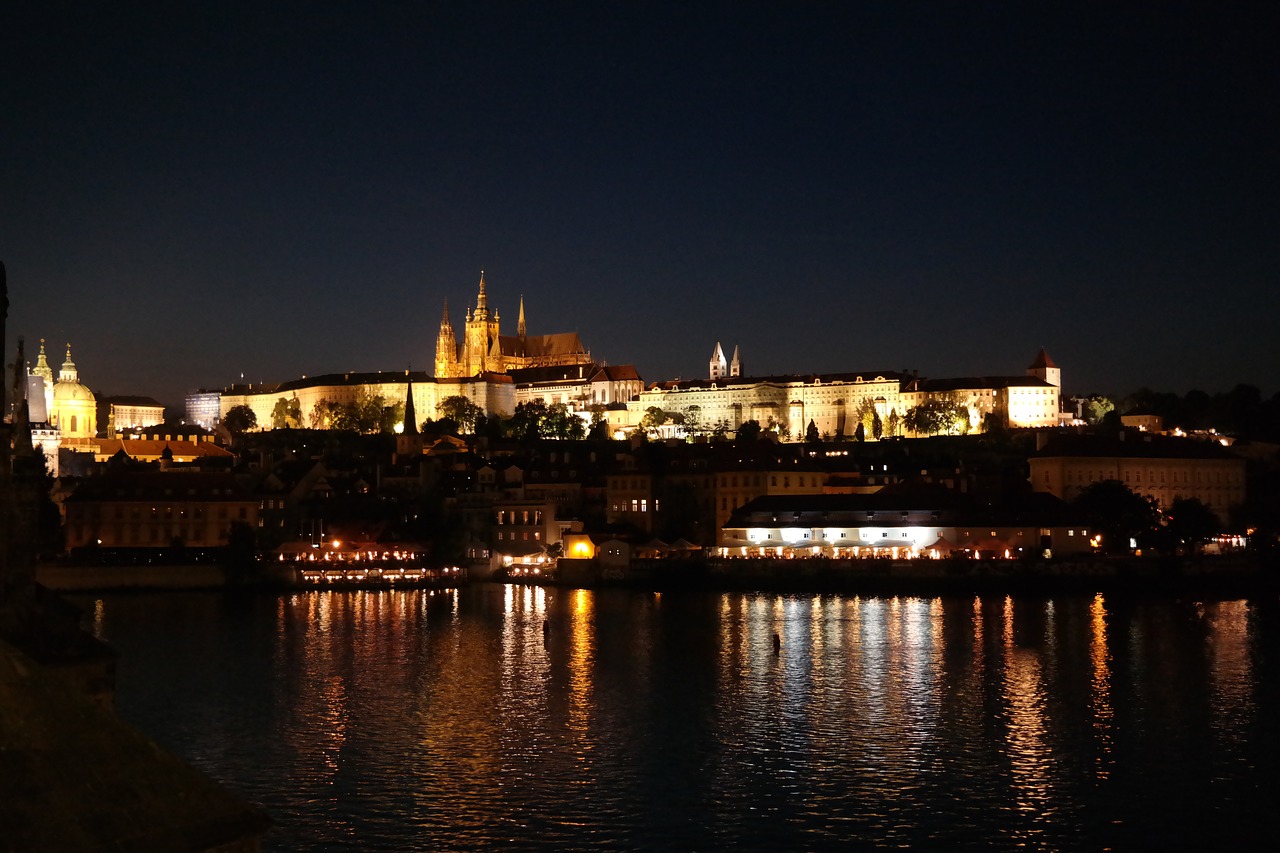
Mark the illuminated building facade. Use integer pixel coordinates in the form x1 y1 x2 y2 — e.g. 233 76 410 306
633 348 1062 438
634 371 909 438
99 396 165 433
49 343 96 447
219 371 514 432
1030 432 1246 518
719 493 1095 558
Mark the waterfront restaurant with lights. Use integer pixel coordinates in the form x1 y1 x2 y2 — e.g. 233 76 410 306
718 491 1095 560
274 539 465 587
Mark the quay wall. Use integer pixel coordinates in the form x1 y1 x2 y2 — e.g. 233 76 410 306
529 554 1273 595
37 563 229 592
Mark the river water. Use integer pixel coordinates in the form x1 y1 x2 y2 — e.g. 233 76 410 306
76 586 1280 851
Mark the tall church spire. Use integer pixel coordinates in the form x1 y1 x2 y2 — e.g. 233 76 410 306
730 344 742 378
710 342 727 380
403 373 418 435
475 270 488 318
517 294 527 339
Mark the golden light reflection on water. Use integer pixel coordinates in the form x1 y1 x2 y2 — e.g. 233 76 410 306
1204 600 1254 747
1089 594 1114 780
568 589 595 739
76 588 1279 849
999 596 1056 834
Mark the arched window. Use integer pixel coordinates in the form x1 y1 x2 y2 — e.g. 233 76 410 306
70 415 77 433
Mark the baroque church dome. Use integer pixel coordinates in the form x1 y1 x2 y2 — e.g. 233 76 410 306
49 343 97 442
52 344 96 403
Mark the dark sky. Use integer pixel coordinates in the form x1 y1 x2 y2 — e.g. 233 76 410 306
4 1 1277 408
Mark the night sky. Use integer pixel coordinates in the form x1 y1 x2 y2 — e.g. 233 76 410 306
4 2 1277 409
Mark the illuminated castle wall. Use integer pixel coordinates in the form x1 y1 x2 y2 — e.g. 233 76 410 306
631 348 1062 437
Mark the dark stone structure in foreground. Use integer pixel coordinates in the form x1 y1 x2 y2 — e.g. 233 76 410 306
0 260 269 850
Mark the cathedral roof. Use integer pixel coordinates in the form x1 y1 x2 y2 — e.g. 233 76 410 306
497 332 588 358
592 364 641 382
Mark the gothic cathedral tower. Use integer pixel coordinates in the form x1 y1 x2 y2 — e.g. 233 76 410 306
463 271 501 375
434 299 460 378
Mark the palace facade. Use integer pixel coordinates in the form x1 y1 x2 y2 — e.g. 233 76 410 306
628 347 1062 437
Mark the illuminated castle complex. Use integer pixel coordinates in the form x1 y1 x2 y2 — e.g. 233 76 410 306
434 272 592 378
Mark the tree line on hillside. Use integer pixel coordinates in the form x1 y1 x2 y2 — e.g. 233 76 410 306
222 395 611 442
1078 384 1280 440
222 383 1280 444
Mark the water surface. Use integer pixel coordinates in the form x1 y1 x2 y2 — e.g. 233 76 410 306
78 587 1280 850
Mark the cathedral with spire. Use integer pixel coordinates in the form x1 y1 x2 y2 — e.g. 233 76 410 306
434 271 592 378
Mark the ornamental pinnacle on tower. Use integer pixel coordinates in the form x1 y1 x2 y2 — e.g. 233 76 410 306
517 295 527 339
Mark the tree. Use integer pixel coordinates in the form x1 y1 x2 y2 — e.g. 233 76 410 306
854 422 866 443
904 401 947 436
509 400 549 441
735 419 762 443
437 395 483 433
271 396 301 429
904 399 970 436
805 419 821 443
309 399 338 429
544 403 586 439
379 400 405 434
224 404 257 435
354 391 389 433
886 409 900 438
1072 480 1160 553
1083 395 1115 425
640 406 669 437
679 405 704 438
1165 498 1220 552
872 410 884 440
856 398 877 438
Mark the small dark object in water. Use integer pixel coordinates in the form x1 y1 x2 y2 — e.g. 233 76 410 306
773 632 781 653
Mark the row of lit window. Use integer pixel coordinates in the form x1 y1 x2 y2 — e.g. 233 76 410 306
495 531 541 541
496 509 543 525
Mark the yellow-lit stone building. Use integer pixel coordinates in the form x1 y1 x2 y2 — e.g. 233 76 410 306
633 369 908 439
220 371 514 433
220 273 639 430
49 344 96 447
632 347 1062 438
